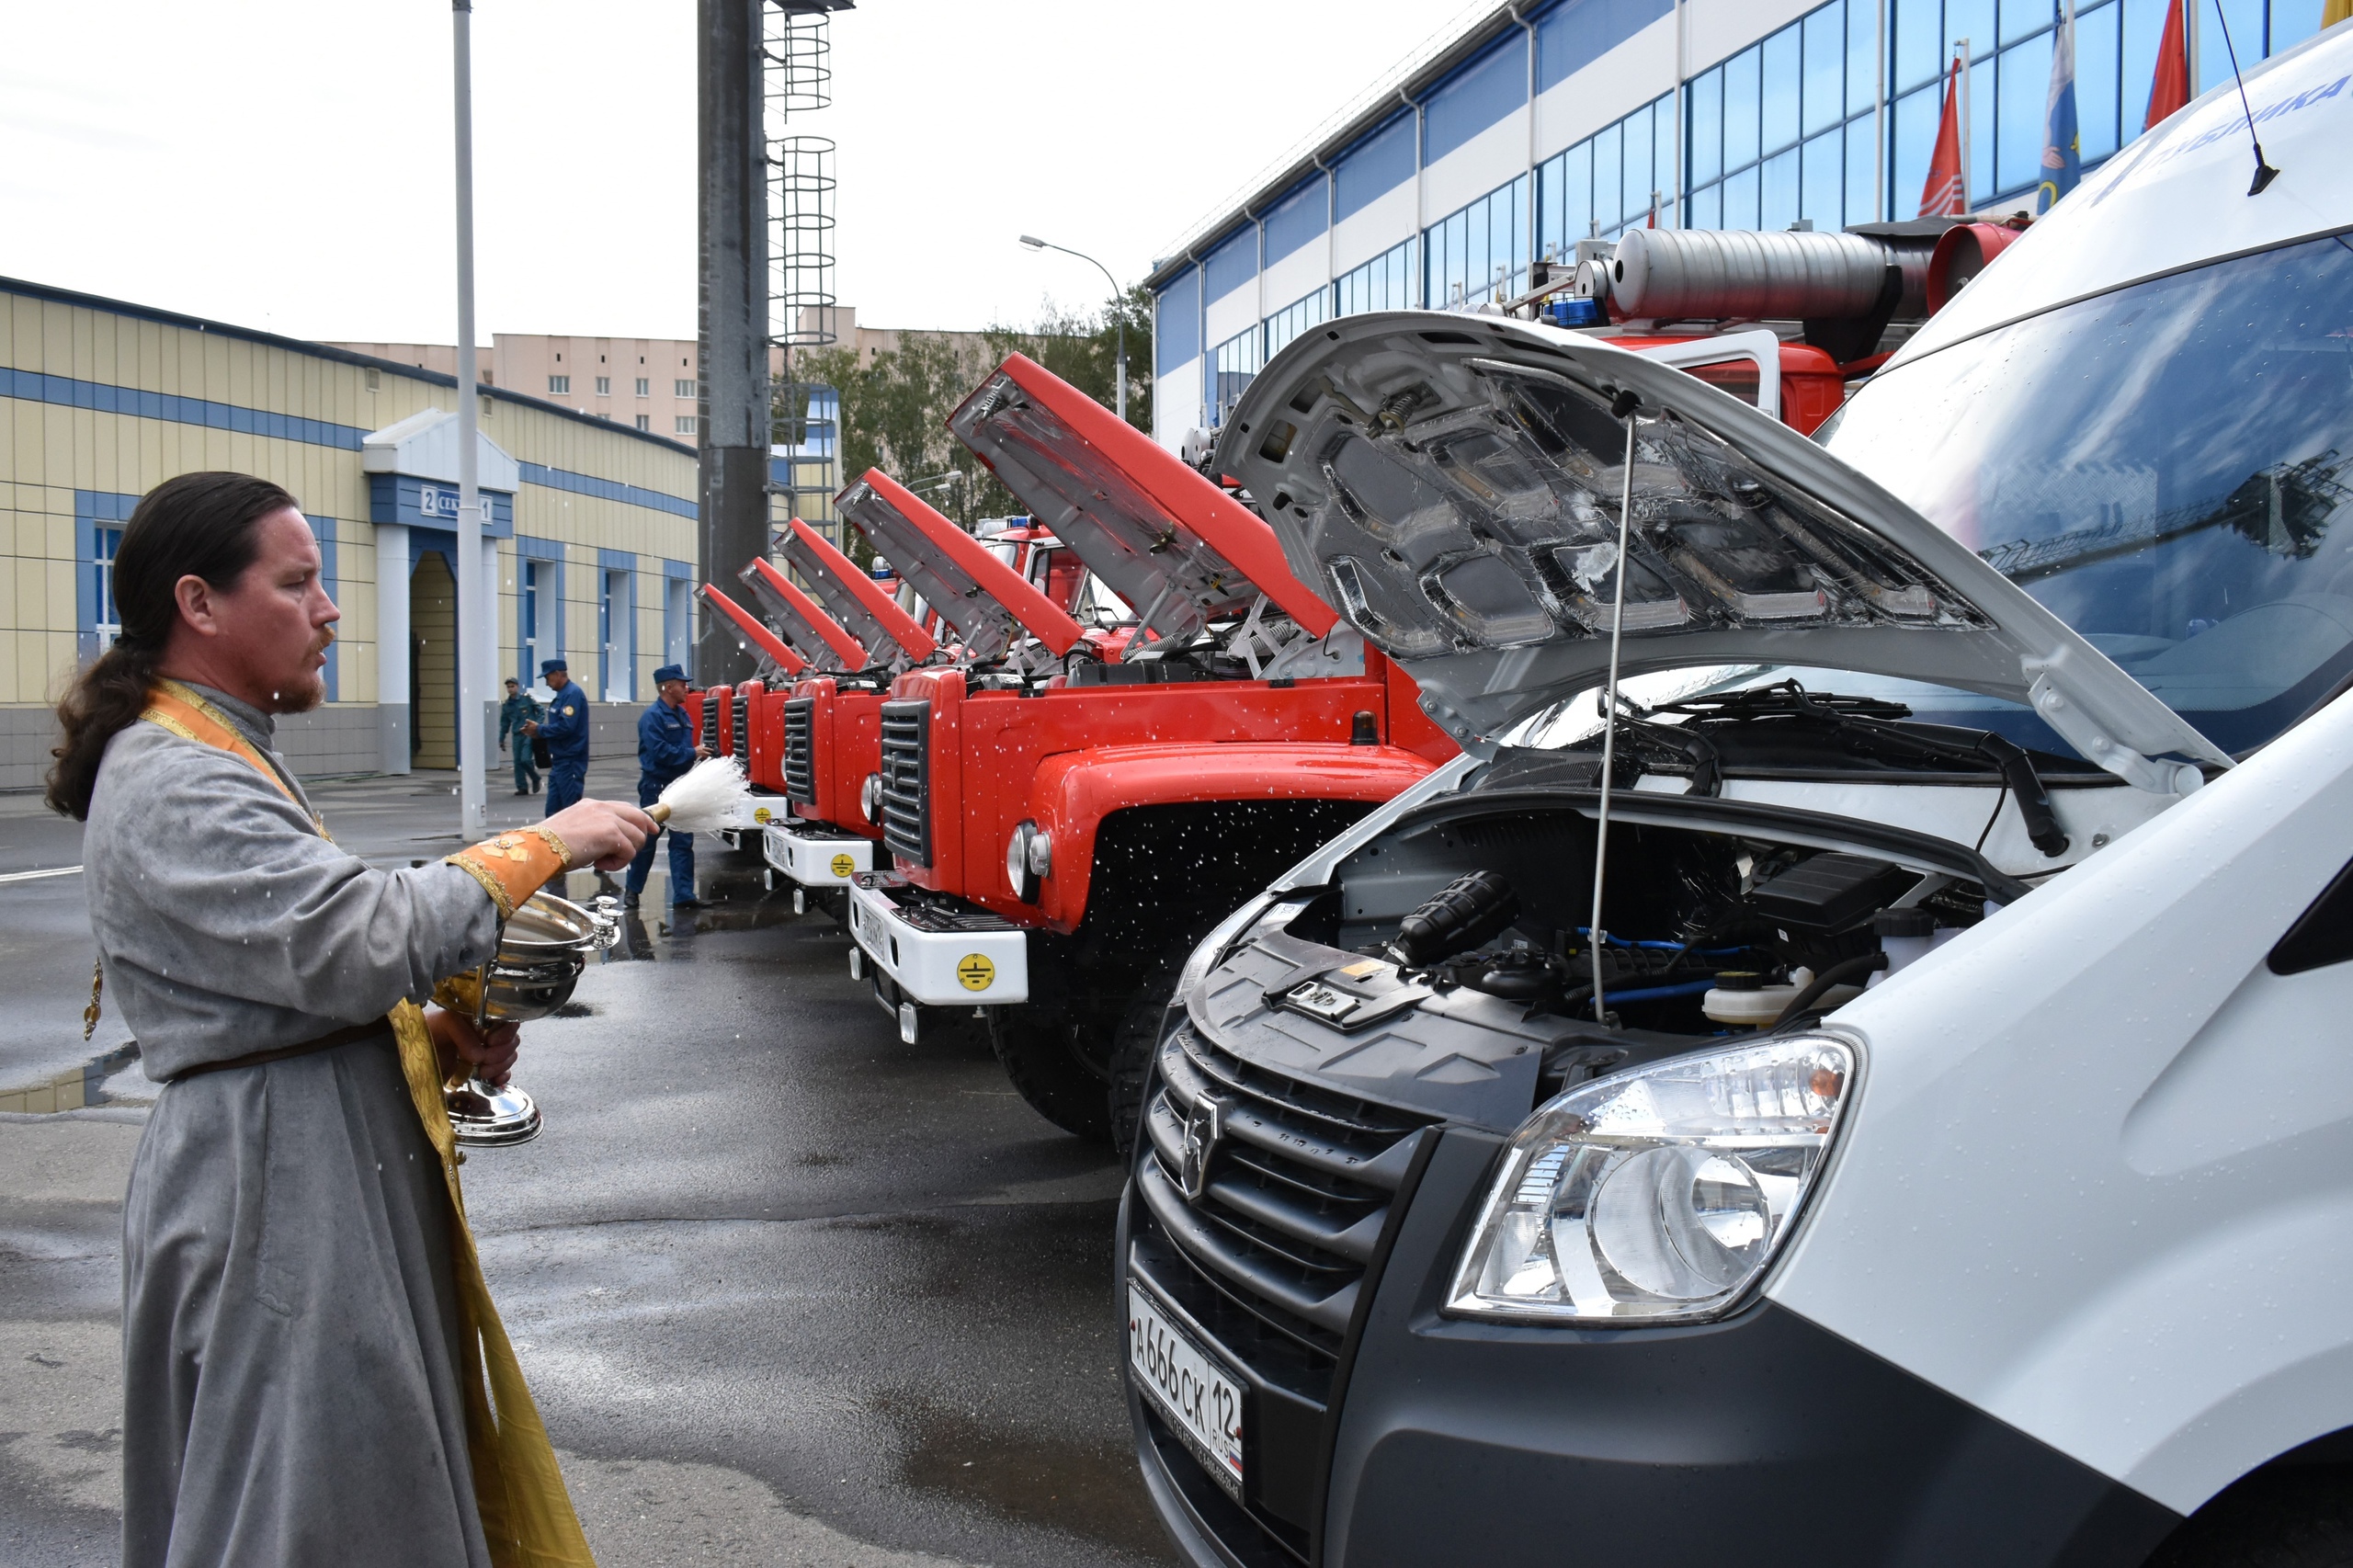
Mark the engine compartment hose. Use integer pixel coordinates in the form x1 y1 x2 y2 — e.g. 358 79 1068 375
1391 869 1521 967
1768 950 1891 1030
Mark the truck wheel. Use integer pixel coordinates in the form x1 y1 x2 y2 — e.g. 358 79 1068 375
1108 963 1181 1157
986 1007 1113 1142
2149 1467 2353 1567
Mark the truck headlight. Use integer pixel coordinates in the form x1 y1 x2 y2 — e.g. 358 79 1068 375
1447 1036 1855 1324
1005 820 1050 902
860 772 883 824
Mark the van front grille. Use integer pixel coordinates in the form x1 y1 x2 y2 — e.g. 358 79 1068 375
876 699 930 867
782 698 816 803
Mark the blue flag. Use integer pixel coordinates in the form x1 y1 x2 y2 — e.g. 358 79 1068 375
2040 1 2082 211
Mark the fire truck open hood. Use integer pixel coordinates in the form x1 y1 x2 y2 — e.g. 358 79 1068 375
949 354 1339 645
1218 312 2229 792
739 557 869 674
836 469 1084 660
775 519 935 669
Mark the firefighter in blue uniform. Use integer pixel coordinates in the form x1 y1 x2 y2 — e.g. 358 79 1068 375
624 664 710 909
525 657 590 814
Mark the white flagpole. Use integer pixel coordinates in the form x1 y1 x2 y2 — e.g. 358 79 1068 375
453 0 486 837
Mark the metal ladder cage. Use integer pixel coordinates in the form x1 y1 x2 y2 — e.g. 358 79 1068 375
765 2 841 543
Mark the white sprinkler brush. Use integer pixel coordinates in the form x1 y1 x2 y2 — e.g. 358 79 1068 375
645 756 755 834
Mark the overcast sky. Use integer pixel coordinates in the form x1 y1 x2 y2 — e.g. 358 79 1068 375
1 0 1482 346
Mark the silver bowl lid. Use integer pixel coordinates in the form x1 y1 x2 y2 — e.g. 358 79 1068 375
499 891 597 960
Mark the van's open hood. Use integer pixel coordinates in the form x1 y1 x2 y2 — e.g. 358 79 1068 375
836 469 1083 660
1217 312 2228 793
949 353 1339 645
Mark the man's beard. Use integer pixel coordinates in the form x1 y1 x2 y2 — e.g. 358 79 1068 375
266 633 334 714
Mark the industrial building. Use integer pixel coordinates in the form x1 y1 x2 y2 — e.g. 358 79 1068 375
1147 0 2335 447
0 276 702 790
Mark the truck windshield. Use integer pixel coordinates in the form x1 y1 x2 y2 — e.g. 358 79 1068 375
1824 232 2353 754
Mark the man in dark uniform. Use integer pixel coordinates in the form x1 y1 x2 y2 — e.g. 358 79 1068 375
624 664 710 909
524 658 589 815
496 676 540 796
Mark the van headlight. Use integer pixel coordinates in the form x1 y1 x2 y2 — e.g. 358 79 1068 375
1447 1036 1855 1324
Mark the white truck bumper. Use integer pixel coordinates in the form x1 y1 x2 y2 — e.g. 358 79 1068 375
763 822 877 887
847 874 1029 1006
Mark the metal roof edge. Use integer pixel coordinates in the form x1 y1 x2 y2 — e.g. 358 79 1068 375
0 274 701 459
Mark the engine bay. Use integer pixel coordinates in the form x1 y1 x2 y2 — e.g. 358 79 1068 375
1187 788 2018 1131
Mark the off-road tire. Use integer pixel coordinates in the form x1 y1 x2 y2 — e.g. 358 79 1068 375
986 1006 1114 1142
2149 1467 2353 1567
1108 962 1182 1157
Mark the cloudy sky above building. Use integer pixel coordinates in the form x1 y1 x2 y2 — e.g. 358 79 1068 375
1 0 1478 345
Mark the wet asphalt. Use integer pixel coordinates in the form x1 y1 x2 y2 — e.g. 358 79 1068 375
0 760 1177 1568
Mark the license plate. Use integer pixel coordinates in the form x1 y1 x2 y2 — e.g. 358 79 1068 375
1128 1280 1245 1501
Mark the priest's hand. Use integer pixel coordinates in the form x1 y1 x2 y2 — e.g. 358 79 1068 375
426 1006 522 1088
545 798 657 871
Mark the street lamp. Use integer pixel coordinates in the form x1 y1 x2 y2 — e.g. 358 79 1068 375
1018 234 1126 424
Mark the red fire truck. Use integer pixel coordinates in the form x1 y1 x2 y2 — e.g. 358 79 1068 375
842 354 1456 1142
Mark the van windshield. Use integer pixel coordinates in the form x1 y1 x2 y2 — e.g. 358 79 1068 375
1823 232 2353 753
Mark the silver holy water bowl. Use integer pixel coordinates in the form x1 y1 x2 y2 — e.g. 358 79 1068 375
437 891 621 1146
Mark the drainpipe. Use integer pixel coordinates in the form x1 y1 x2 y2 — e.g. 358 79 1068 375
1672 0 1686 226
1874 0 1887 220
1403 86 1426 306
1313 151 1336 316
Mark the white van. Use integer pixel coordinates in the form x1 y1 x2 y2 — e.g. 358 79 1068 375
1119 25 2353 1568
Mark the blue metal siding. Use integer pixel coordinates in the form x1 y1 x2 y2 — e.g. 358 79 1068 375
1333 111 1417 222
1154 267 1201 374
1535 0 1672 95
1261 176 1329 266
1203 226 1260 302
1424 32 1529 165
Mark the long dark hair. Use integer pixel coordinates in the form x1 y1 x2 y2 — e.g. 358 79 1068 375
46 472 300 821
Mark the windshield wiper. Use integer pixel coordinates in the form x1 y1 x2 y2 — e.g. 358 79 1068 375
1647 681 2072 858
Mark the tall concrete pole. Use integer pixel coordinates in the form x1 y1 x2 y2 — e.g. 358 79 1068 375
697 0 770 687
453 0 487 836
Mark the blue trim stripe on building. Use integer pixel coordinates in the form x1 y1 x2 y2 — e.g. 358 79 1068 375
6 367 698 520
516 461 698 520
9 367 366 449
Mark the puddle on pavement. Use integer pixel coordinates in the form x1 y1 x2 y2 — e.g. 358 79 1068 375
883 1392 1169 1561
0 1040 143 1114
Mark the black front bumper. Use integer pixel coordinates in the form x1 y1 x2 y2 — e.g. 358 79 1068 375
1121 1127 2182 1568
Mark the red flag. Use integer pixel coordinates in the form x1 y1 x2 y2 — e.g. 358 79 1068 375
2144 0 2190 130
1918 58 1966 217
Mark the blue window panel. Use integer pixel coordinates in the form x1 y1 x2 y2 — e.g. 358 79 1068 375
1689 66 1724 185
1336 240 1417 317
1996 31 2054 195
1806 3 1847 136
1949 0 1996 61
1592 120 1624 236
1725 45 1763 169
1653 97 1678 215
1536 0 1674 92
1541 139 1594 254
1802 128 1846 227
1849 0 1881 117
2121 0 2168 138
1334 112 1416 222
1723 163 1762 228
1265 289 1331 359
1204 226 1258 304
1155 267 1200 375
1761 146 1802 229
2273 0 2326 50
2200 0 2265 92
1764 26 1804 153
2080 1 2122 161
1970 40 1998 202
1688 179 1723 230
1426 32 1529 165
1847 112 1882 222
1895 0 1945 91
308 517 339 703
2003 0 2052 46
1262 176 1328 267
1621 108 1654 222
1210 326 1262 426
1892 79 1943 211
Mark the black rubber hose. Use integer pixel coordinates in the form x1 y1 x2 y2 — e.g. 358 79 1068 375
1973 733 2071 858
1768 950 1891 1030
